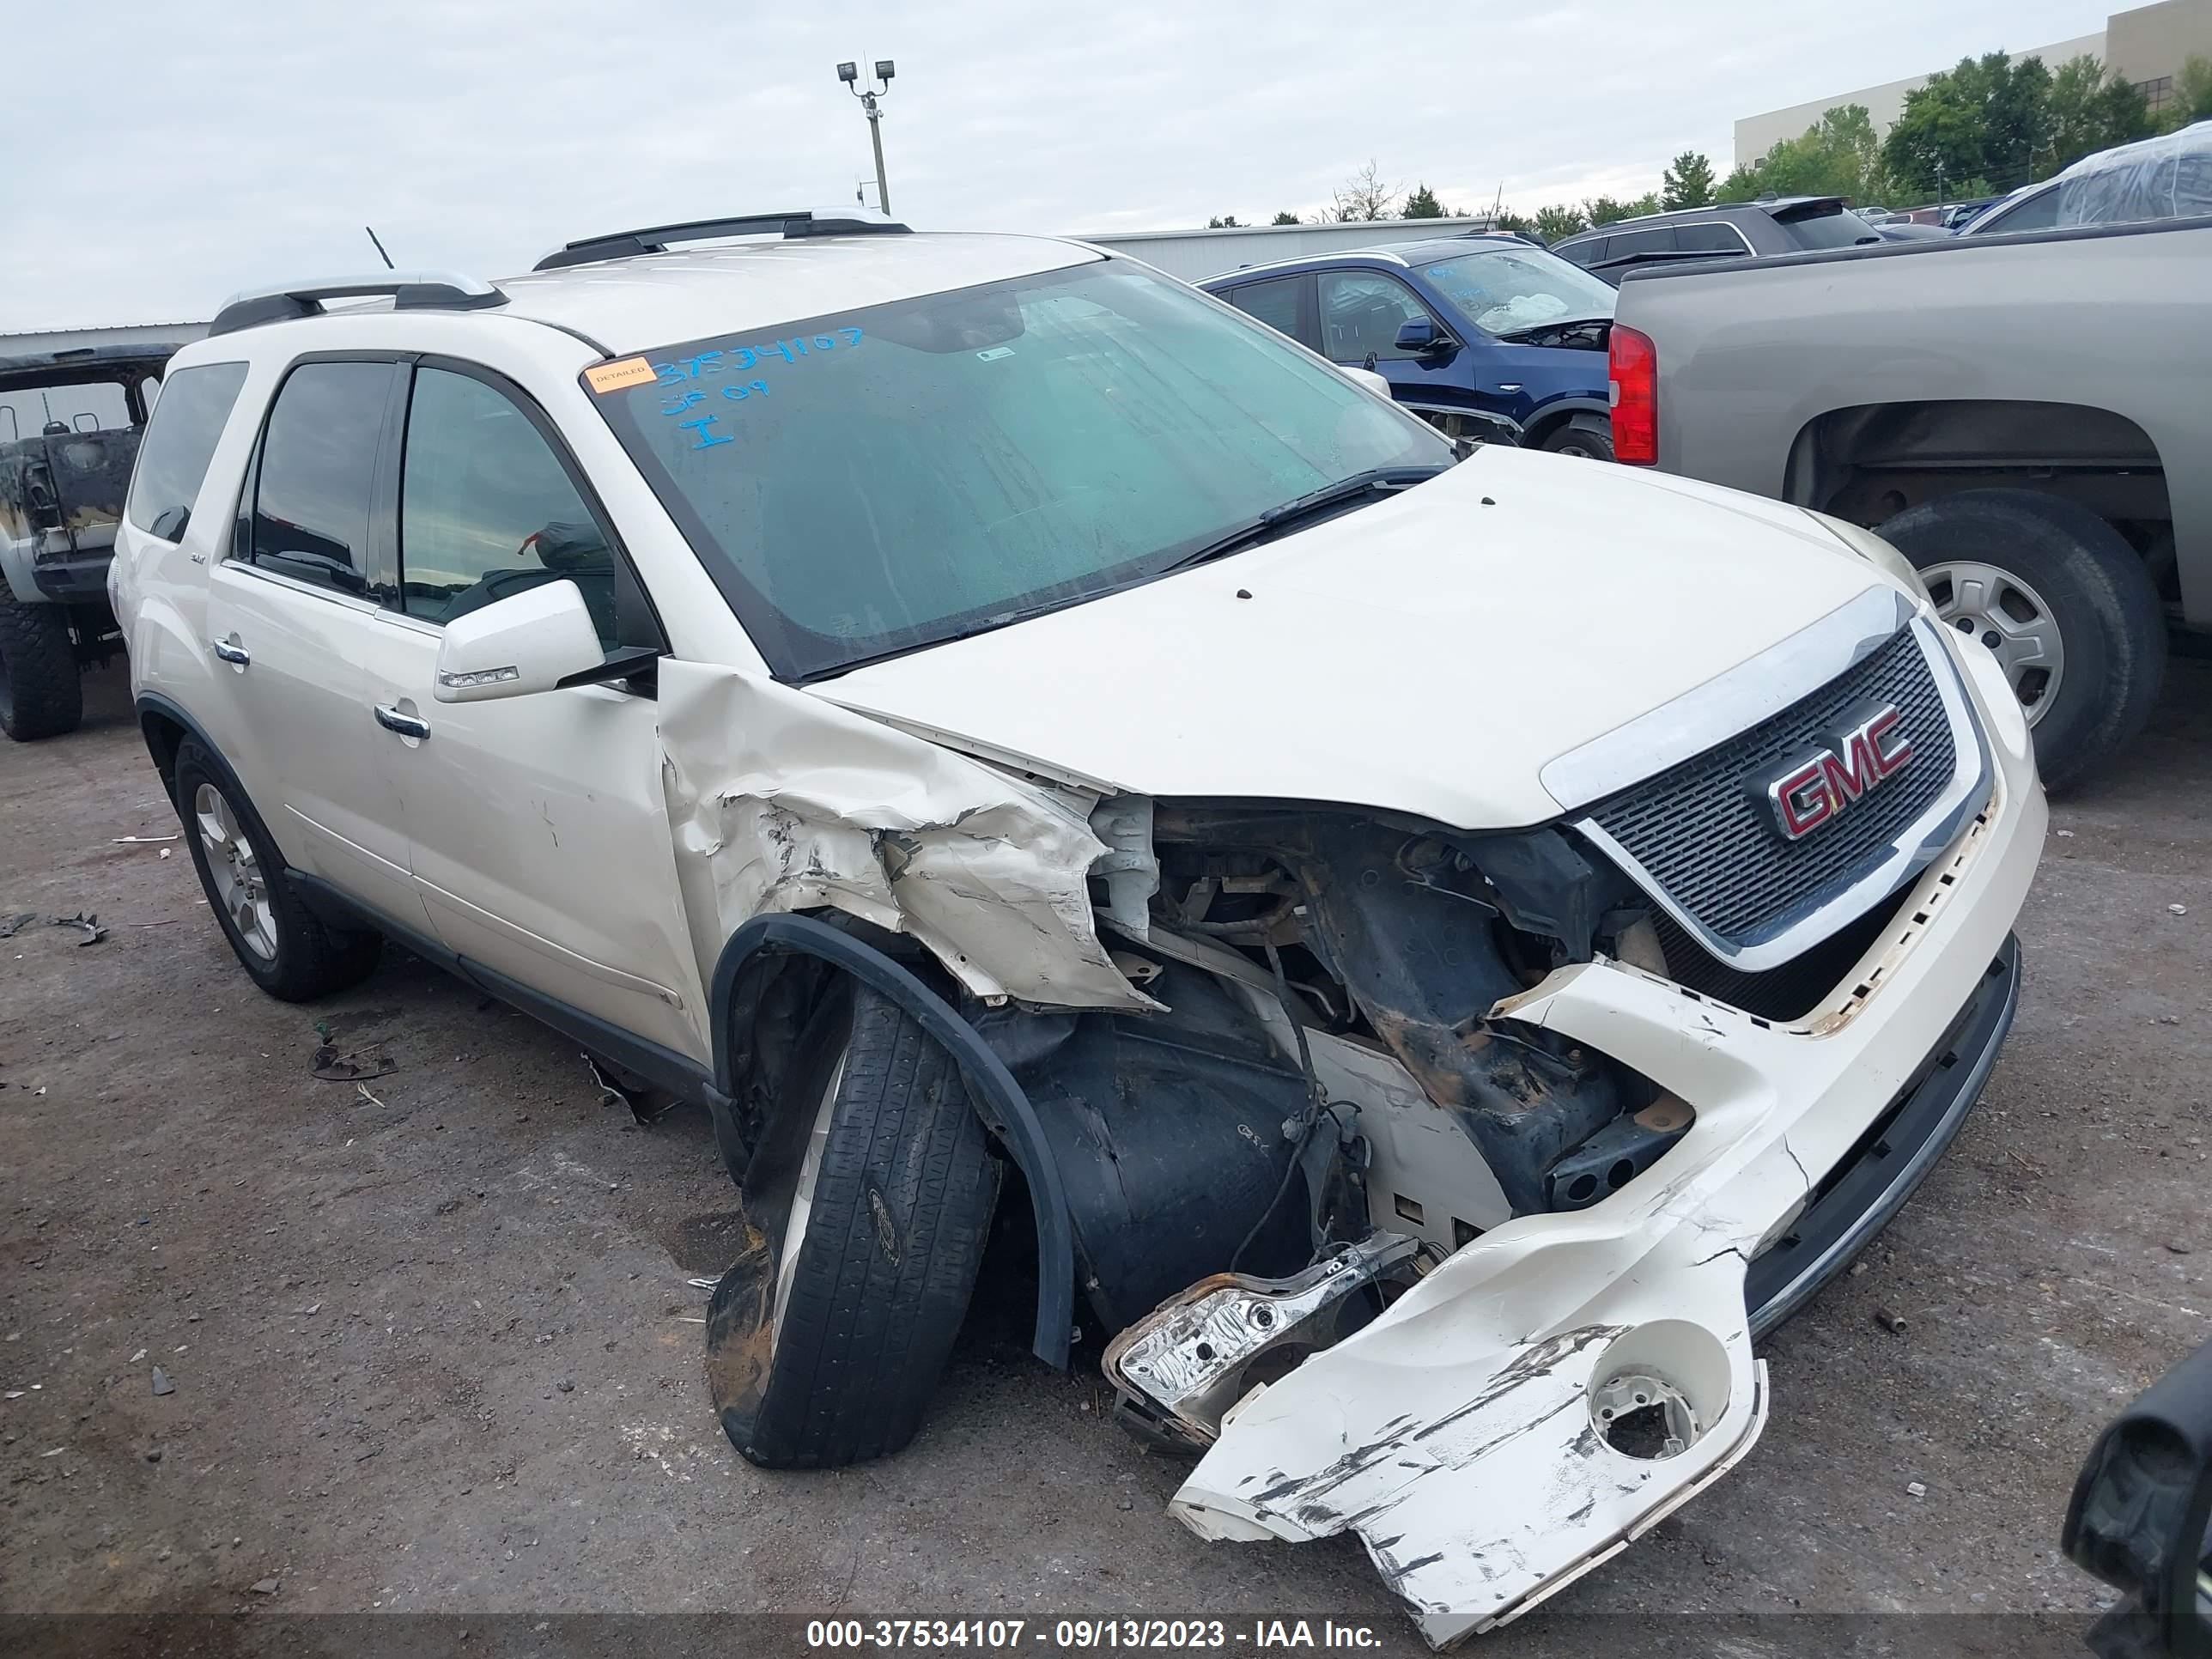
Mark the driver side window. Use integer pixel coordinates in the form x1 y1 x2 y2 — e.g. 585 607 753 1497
398 368 619 649
1317 270 1443 363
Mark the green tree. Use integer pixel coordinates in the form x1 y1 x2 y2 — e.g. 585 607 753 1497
1206 215 1243 228
1717 162 1764 202
1531 204 1589 242
1401 182 1450 219
2164 54 2212 128
1492 208 1534 236
1662 150 1717 209
1722 105 1891 203
1270 210 1303 225
1582 192 1661 227
1883 52 2057 199
2044 56 2154 175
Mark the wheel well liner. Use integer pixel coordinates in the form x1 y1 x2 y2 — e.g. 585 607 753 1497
1788 399 2171 532
708 910 1077 1371
1523 397 1611 447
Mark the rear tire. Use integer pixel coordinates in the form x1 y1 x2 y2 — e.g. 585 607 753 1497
708 984 1000 1469
1540 412 1615 464
0 590 82 741
1876 489 2166 793
173 738 382 1000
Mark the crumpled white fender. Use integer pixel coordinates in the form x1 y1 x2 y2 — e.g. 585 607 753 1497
657 659 1157 1012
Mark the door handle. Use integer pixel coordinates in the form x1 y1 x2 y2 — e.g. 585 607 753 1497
372 704 431 741
210 638 250 665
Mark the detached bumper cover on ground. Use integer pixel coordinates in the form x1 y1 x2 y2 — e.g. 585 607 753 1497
1131 690 2044 1646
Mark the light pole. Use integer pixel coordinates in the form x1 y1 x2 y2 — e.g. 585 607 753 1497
836 59 896 216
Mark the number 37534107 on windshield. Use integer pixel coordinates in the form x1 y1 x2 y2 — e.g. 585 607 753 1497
656 328 866 447
653 327 865 391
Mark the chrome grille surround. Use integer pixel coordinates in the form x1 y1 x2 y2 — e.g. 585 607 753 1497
1542 587 1991 974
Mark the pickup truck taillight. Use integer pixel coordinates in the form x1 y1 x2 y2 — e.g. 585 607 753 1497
1607 324 1657 465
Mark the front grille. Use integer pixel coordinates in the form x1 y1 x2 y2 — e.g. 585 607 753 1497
1584 626 1954 946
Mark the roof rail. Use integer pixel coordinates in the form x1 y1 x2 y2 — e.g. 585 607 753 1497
208 271 507 337
532 208 911 271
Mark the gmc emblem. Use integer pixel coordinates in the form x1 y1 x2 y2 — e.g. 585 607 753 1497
1757 701 1914 841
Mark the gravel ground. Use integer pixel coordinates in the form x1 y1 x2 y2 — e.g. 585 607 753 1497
2 659 2206 1658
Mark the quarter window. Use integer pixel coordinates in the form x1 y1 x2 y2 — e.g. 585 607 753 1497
398 368 619 649
1674 222 1752 255
1316 271 1444 362
246 361 395 595
126 362 248 541
1225 276 1305 343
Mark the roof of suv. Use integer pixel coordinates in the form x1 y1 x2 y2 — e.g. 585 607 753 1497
1553 198 1847 246
222 233 1108 360
1194 233 1535 285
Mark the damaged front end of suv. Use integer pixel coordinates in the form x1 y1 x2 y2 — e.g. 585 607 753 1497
695 551 2044 1644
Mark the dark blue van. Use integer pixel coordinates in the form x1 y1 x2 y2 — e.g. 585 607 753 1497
1197 236 1617 459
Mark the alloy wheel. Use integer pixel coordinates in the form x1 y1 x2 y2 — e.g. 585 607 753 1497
193 783 278 961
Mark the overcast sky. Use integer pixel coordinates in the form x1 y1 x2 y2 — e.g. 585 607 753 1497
4 0 2103 331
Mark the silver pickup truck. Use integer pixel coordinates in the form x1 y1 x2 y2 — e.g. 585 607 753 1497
1607 216 2209 789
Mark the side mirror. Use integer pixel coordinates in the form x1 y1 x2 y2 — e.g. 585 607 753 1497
2063 1335 2212 1657
1394 316 1448 354
1342 366 1393 400
434 578 613 703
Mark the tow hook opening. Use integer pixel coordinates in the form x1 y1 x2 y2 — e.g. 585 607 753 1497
1587 1319 1734 1462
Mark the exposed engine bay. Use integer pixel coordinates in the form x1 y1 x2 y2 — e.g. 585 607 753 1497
970 801 1698 1432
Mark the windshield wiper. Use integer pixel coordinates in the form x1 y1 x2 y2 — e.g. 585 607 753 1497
1164 466 1448 573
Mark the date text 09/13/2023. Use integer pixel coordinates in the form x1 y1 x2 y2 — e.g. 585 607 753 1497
802 1620 1385 1650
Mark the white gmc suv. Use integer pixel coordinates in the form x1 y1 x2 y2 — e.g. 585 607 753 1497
112 210 2045 1643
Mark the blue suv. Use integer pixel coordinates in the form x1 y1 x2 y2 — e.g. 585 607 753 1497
1198 235 1617 459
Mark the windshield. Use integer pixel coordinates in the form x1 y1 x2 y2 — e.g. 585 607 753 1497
1418 247 1617 334
591 258 1448 678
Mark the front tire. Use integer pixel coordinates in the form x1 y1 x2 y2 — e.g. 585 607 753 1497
0 590 82 741
708 984 1001 1468
173 738 381 1000
1875 489 2166 793
1540 412 1615 463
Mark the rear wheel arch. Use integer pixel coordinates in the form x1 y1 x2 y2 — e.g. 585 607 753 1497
1787 399 2172 566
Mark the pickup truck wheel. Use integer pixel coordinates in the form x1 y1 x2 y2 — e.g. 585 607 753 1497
1876 490 2166 793
1540 413 1615 463
0 590 83 741
173 739 382 1000
708 985 1001 1469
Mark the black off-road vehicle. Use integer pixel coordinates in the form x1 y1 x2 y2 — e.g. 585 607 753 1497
1 343 181 739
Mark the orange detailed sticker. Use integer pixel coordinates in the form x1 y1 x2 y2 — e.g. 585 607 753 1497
584 356 656 393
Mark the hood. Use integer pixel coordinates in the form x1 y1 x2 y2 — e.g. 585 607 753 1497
817 448 1892 830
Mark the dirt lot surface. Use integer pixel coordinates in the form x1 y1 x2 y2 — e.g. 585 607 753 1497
3 659 2207 1657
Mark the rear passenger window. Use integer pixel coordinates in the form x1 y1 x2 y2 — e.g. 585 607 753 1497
398 367 619 649
1604 227 1679 264
246 362 396 595
1674 222 1750 256
126 362 248 541
1558 237 1607 267
1226 276 1304 343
